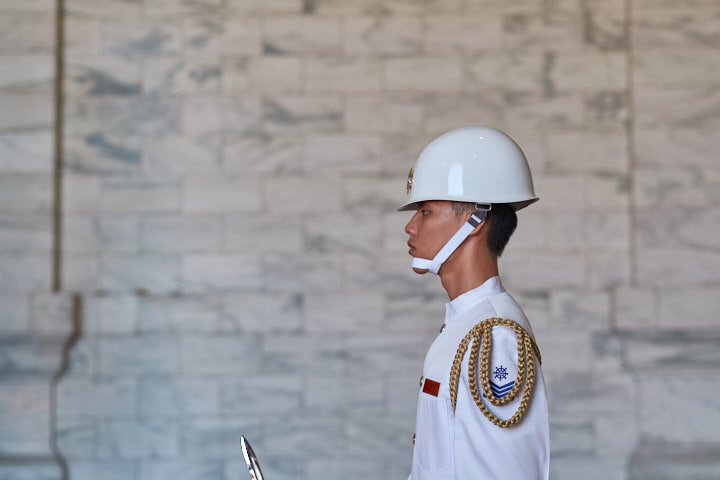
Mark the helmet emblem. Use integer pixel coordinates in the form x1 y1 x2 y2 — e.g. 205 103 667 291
406 168 414 196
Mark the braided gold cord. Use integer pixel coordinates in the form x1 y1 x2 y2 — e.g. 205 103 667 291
449 318 542 428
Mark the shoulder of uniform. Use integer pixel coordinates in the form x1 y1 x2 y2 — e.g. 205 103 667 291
449 317 541 428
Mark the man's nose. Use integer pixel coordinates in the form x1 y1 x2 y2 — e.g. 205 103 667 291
405 213 418 235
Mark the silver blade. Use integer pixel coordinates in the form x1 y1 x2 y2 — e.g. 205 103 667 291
240 435 265 480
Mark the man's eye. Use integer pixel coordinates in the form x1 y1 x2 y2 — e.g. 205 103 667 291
422 210 430 216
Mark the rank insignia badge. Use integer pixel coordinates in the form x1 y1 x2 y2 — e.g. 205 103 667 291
489 365 514 399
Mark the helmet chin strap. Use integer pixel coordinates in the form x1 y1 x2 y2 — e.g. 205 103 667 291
411 205 491 275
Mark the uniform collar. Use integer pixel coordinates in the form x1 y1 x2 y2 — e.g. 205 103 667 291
445 276 505 322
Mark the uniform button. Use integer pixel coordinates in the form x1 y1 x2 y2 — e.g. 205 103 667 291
412 433 416 445
440 323 446 333
419 375 423 387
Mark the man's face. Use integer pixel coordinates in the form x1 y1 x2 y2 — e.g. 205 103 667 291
404 200 467 274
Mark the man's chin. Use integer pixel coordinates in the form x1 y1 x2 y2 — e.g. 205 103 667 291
412 267 429 275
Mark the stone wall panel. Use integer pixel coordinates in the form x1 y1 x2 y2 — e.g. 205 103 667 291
0 0 716 478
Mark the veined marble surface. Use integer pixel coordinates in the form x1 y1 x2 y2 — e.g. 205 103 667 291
0 0 719 479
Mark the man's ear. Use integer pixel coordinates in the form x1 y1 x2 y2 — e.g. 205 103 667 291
467 217 487 237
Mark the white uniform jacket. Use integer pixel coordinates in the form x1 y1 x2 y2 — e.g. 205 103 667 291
409 276 549 480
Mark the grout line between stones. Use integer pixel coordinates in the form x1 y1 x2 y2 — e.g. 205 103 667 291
625 0 638 288
50 294 83 480
52 0 65 293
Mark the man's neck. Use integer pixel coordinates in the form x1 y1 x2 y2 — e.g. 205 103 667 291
439 256 499 300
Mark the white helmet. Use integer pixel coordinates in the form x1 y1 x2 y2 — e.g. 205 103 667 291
399 127 538 275
398 126 538 212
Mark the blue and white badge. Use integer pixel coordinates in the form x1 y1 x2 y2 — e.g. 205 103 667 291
490 365 515 399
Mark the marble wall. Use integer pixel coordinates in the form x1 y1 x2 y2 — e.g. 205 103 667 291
0 1 68 479
1 0 719 479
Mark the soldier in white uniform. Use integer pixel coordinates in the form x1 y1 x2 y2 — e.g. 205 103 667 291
400 127 550 480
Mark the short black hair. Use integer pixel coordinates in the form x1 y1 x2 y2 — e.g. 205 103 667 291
451 202 517 257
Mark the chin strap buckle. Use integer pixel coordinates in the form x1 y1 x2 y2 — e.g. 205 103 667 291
468 203 491 227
